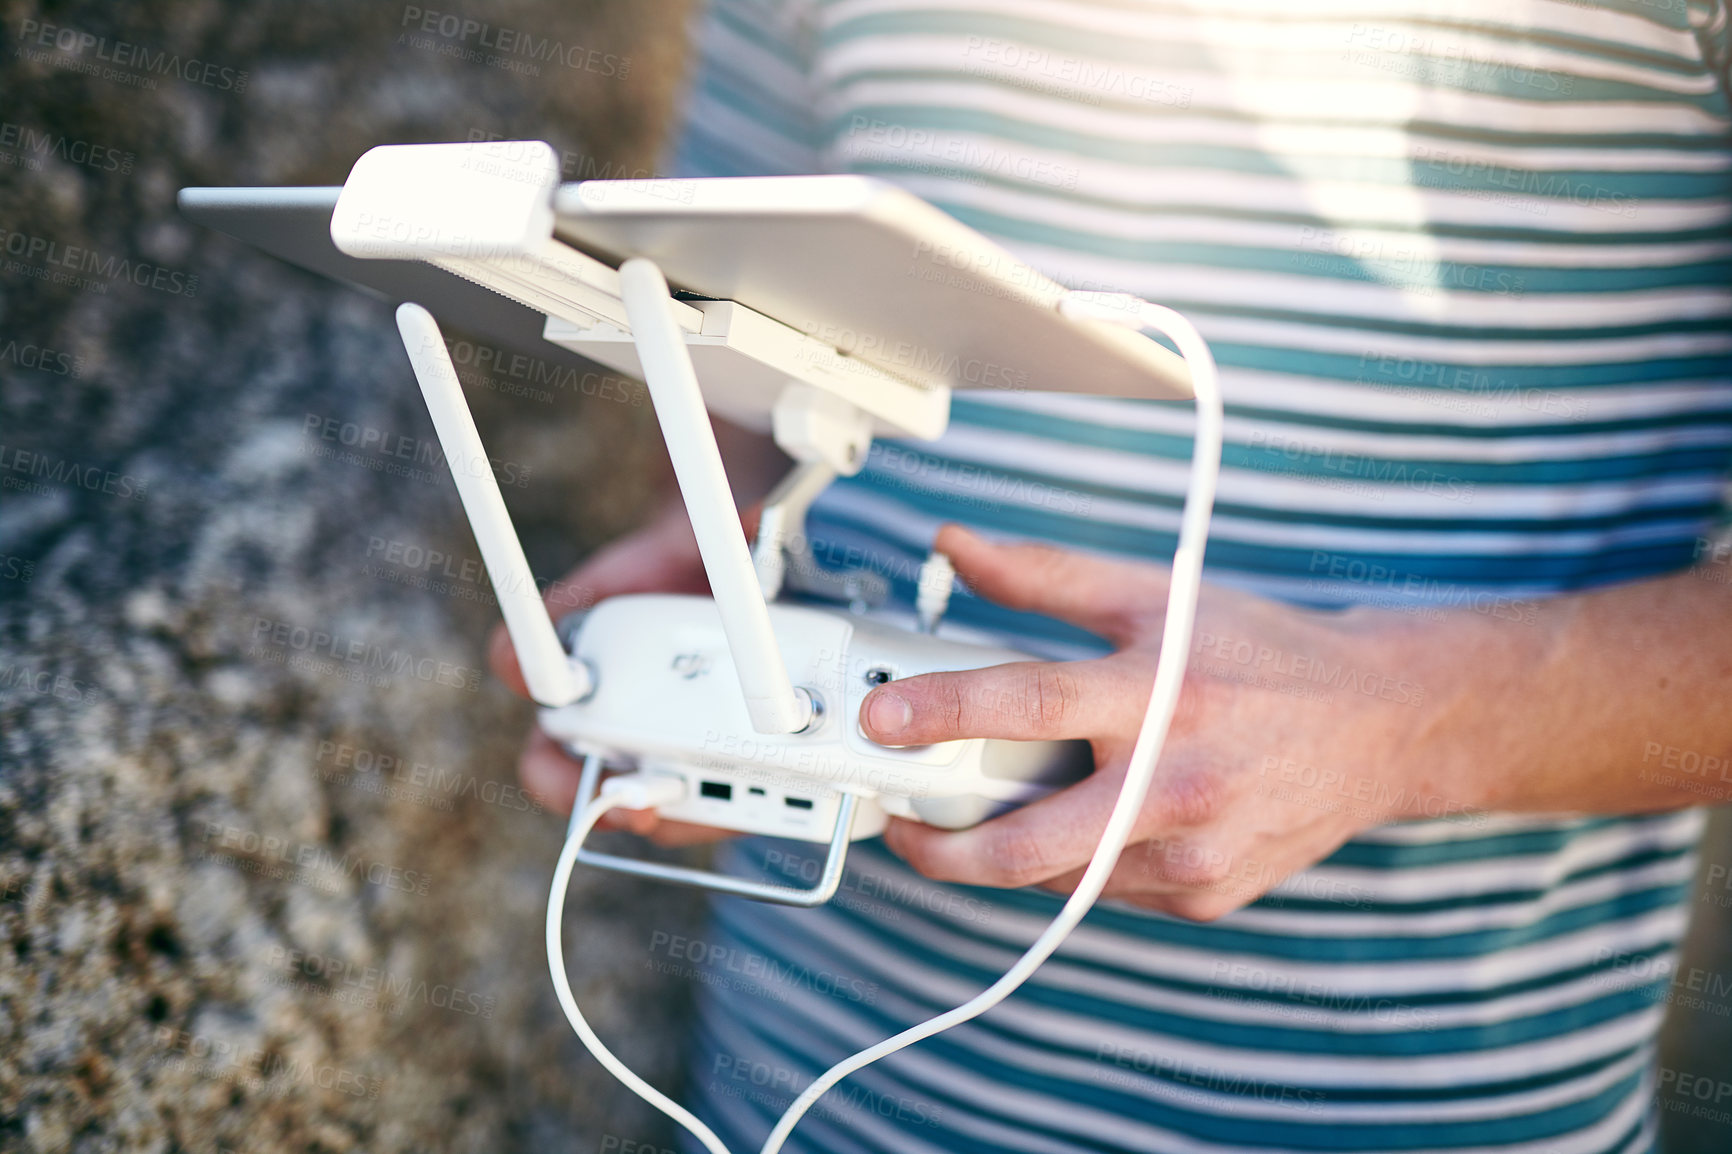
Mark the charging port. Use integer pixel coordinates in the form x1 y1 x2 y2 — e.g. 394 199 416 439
784 796 814 810
700 781 733 801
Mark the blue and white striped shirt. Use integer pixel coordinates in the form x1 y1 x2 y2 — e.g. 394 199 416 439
662 2 1732 1151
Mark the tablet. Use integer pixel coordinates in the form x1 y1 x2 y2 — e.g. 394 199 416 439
179 171 1190 402
178 185 568 371
555 175 1189 400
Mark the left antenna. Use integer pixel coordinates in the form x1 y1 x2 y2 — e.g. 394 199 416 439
395 302 591 708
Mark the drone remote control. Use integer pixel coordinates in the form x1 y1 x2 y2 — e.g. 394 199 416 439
316 142 1142 904
396 289 1094 904
185 139 1222 1153
546 592 1093 839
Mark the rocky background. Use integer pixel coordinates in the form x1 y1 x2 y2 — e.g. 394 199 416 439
0 2 706 1151
2 2 1731 1152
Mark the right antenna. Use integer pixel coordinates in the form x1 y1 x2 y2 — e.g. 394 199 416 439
395 302 592 708
614 258 815 736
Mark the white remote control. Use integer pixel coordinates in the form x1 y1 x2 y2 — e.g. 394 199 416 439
184 142 1223 1153
545 592 1093 841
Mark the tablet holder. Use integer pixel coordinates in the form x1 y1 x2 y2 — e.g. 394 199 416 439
333 141 1126 904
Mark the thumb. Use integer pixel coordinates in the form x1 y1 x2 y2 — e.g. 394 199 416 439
883 768 1129 889
936 524 1166 645
488 624 530 698
487 562 606 700
860 655 1145 745
486 502 759 700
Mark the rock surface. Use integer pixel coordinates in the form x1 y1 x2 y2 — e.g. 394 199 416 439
0 2 706 1151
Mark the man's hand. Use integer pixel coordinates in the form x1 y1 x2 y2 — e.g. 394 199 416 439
494 507 1725 920
865 524 1483 921
491 417 790 843
489 499 747 845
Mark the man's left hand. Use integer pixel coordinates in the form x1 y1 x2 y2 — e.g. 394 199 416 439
867 524 1478 921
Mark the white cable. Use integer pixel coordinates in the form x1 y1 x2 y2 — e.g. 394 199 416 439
549 299 1223 1154
756 298 1221 1154
547 786 735 1154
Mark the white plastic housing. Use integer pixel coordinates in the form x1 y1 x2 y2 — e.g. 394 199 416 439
396 302 590 708
540 594 1093 842
617 259 812 736
331 141 558 260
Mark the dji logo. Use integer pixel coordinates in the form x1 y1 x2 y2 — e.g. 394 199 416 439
672 653 709 679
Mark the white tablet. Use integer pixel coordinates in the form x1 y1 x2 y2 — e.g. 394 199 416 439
555 175 1188 401
180 170 1189 402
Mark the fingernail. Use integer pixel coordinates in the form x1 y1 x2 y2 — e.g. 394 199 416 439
866 690 912 737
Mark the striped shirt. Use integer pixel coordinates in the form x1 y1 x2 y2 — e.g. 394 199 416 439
661 2 1732 1151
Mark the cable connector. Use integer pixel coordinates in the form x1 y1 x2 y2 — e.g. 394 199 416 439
599 772 686 811
915 550 955 635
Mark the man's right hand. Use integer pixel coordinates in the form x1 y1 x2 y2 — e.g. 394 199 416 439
486 499 752 845
486 500 711 699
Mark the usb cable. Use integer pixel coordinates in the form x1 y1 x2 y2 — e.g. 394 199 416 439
548 295 1223 1154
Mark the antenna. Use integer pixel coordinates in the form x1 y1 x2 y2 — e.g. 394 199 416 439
616 259 814 735
394 302 592 708
330 144 893 733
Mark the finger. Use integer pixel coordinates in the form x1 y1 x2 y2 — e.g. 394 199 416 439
565 519 708 603
1035 855 1248 907
1000 866 1244 922
519 729 585 814
1039 816 1357 922
488 562 609 700
578 500 756 598
592 798 737 846
487 542 697 702
517 732 739 846
487 504 754 699
488 623 531 698
935 524 1167 645
638 819 742 848
861 655 1144 745
882 769 1133 889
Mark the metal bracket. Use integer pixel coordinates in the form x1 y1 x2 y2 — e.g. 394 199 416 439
751 459 890 611
568 755 858 907
753 459 835 602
